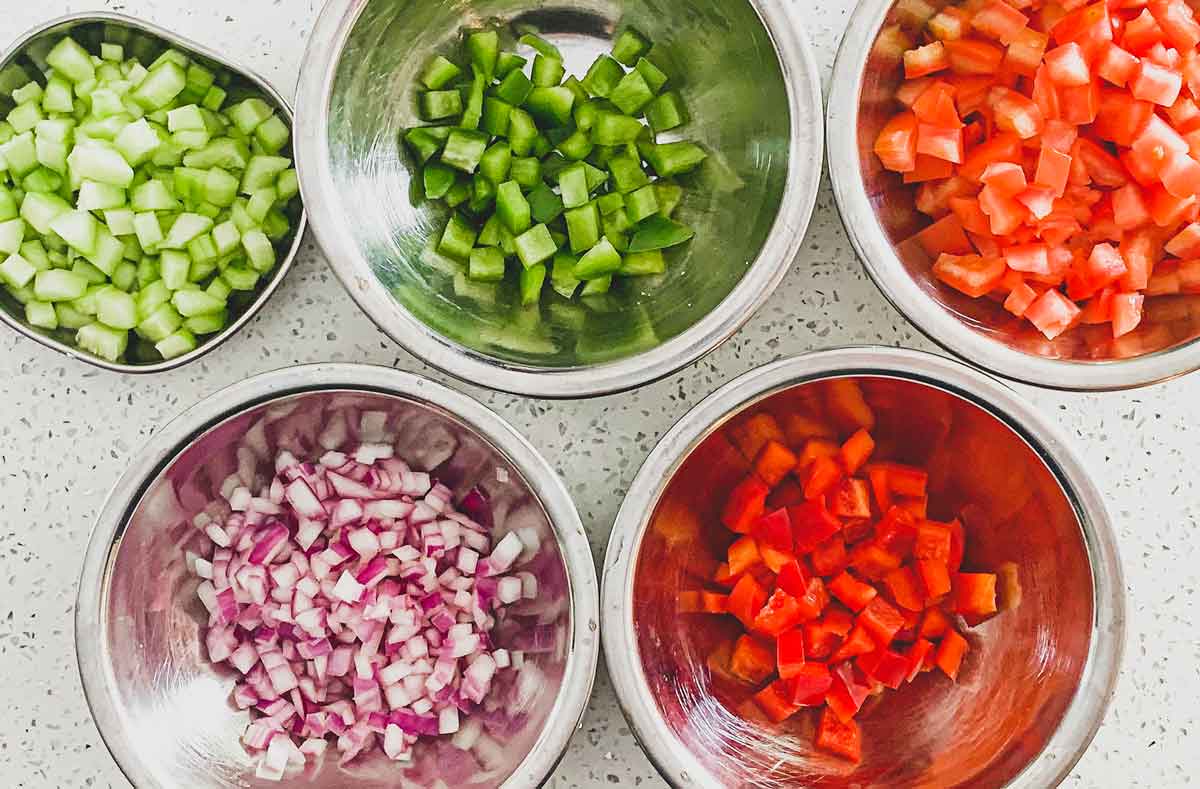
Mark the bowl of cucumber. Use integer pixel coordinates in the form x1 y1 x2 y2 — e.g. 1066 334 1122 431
0 12 306 373
295 0 824 398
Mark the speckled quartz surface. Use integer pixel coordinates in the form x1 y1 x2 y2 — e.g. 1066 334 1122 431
1 1 1198 787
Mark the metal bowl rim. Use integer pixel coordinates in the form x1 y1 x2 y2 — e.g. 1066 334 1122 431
600 346 1125 788
292 0 825 398
826 0 1200 392
75 362 600 788
0 11 308 374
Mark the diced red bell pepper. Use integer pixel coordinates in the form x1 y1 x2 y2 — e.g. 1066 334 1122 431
850 542 903 580
917 559 953 600
839 428 876 475
859 597 907 647
867 468 925 501
728 413 786 461
805 619 844 660
933 253 1007 297
729 634 776 685
815 706 862 763
754 589 805 637
721 476 770 534
830 624 878 663
754 679 802 723
753 440 798 487
875 507 919 557
830 478 872 519
1024 288 1082 339
904 638 936 681
727 535 762 577
858 648 910 689
759 542 797 574
803 455 844 500
822 605 856 636
883 566 926 612
767 478 806 509
713 562 740 588
794 576 830 622
920 607 951 639
867 465 892 512
905 41 950 79
842 518 874 545
728 573 769 629
895 496 928 520
790 498 843 554
810 536 849 577
945 39 1006 75
795 438 839 474
776 628 807 679
825 662 872 723
954 572 999 620
753 508 794 552
935 629 970 681
947 518 965 573
828 571 878 612
788 663 834 705
676 590 730 614
776 558 809 598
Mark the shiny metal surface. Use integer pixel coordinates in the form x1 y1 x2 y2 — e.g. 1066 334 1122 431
827 0 1200 391
602 347 1124 787
76 364 599 788
294 0 824 398
0 12 306 374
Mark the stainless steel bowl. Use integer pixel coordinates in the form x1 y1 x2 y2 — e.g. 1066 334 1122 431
602 347 1124 787
0 12 306 373
828 0 1200 391
76 364 599 787
294 0 823 398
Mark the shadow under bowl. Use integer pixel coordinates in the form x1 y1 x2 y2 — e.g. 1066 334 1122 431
76 364 598 788
603 347 1123 788
828 0 1200 391
295 0 823 397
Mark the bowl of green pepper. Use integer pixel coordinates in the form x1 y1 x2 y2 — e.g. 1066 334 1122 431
294 0 824 398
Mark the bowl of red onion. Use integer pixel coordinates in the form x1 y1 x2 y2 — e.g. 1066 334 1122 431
75 364 599 787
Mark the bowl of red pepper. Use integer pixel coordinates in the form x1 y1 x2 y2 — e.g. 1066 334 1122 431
828 0 1200 390
602 347 1123 787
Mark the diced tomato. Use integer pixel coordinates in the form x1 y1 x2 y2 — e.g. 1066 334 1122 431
1086 242 1131 292
810 536 849 577
1124 9 1166 55
1119 226 1161 290
1161 150 1200 198
829 571 878 612
1045 42 1092 86
933 252 1007 297
1148 184 1198 226
954 573 1000 619
912 81 963 127
1131 60 1183 105
875 111 919 173
728 573 769 629
1059 78 1101 124
896 76 934 108
905 41 950 79
730 634 776 684
917 123 965 163
1166 221 1200 257
754 679 802 723
1003 243 1051 274
858 597 906 646
1165 96 1200 134
935 629 970 681
858 648 910 689
980 161 1028 196
1073 138 1129 186
930 6 973 42
815 706 862 762
1079 286 1115 324
945 38 1006 74
1003 278 1038 317
1112 182 1152 229
904 154 957 183
1005 28 1051 76
830 624 879 662
1015 184 1057 219
825 662 871 723
1053 2 1113 52
1145 42 1180 70
1111 291 1146 336
722 476 770 534
960 133 1023 182
788 663 834 705
1034 146 1073 197
1024 288 1082 339
914 213 974 256
949 195 993 235
1096 42 1141 86
990 86 1046 138
973 1 1030 43
1148 0 1200 52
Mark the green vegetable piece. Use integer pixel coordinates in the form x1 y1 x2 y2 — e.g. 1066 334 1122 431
441 129 489 173
96 286 138 329
421 90 463 121
562 76 589 105
582 162 608 192
438 213 476 261
111 261 137 291
469 174 496 213
423 163 455 200
524 87 575 126
34 268 87 301
71 260 109 285
514 223 557 268
50 210 100 255
0 219 24 255
46 37 96 84
573 237 622 279
78 322 129 361
172 288 225 317
242 229 276 271
654 181 683 217
154 328 196 359
478 142 512 185
12 82 42 106
591 111 644 145
113 118 164 166
133 62 187 111
204 168 240 207
635 58 669 94
532 55 565 88
477 214 503 247
444 177 471 208
557 129 594 161
467 31 500 81
519 262 546 305
67 144 135 187
645 140 707 177
527 183 564 224
612 28 652 66
0 252 35 288
626 185 660 223
519 33 562 59
557 163 588 209
597 192 625 216
510 157 541 189
404 127 444 164
550 253 582 298
167 104 205 133
0 188 16 223
581 274 612 296
460 67 486 130
158 250 189 290
496 180 532 235
246 188 277 224
532 133 554 158
222 265 259 290
627 214 695 252
137 301 182 341
565 202 600 254
421 55 462 90
25 300 57 329
609 70 654 116
645 91 687 133
495 70 534 107
184 310 227 335
131 179 179 211
20 192 70 235
581 55 624 99
42 77 74 113
506 108 538 157
23 167 61 194
7 102 43 135
481 97 513 137
496 52 527 78
619 248 666 276
254 115 290 154
468 246 506 282
161 213 214 249
54 302 90 328
277 168 299 201
227 97 274 134
201 85 227 111
608 151 650 193
2 131 38 176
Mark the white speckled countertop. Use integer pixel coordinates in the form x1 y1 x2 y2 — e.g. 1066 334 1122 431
0 1 1197 786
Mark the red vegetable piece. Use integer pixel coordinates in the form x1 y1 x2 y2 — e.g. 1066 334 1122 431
990 86 1045 139
776 559 810 598
882 566 926 612
916 559 953 600
1132 60 1184 106
713 562 740 589
804 619 844 660
919 607 951 639
729 634 776 684
1004 243 1051 275
1024 289 1082 339
759 542 797 574
935 629 970 681
905 42 950 79
849 542 903 581
809 536 849 577
753 507 794 552
803 455 844 500
830 624 879 663
1112 183 1151 229
776 628 807 679
727 573 769 629
858 648 910 689
875 506 918 557
914 213 974 256
1161 151 1200 199
1123 9 1164 55
945 39 1005 75
972 0 1029 44
831 478 872 519
790 498 843 554
753 588 805 637
933 253 1007 297
794 576 830 622
1005 28 1050 77
828 571 878 612
981 161 1027 197
1096 42 1140 87
815 706 862 763
753 440 798 487
1149 0 1200 52
727 535 762 577
753 679 802 723
1059 78 1101 125
859 597 906 647
1044 42 1091 87
947 518 965 573
954 572 999 620
825 662 872 723
788 663 834 705
904 638 936 681
1004 280 1039 317
721 476 770 534
960 133 1023 183
1112 292 1145 337
912 81 963 127
916 123 965 163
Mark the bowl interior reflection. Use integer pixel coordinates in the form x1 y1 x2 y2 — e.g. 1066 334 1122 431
856 1 1200 364
325 0 790 367
632 375 1093 787
98 389 572 788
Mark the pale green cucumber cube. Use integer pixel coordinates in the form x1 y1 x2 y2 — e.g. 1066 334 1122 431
33 268 87 301
49 210 99 255
46 37 96 84
0 252 35 287
160 212 212 249
25 300 57 329
96 286 137 329
77 180 126 211
137 301 182 341
77 321 129 361
132 212 163 251
154 328 196 359
105 208 136 236
0 218 24 255
241 229 275 271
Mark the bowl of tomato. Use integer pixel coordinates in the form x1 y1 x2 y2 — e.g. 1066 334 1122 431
601 347 1123 787
828 0 1200 390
